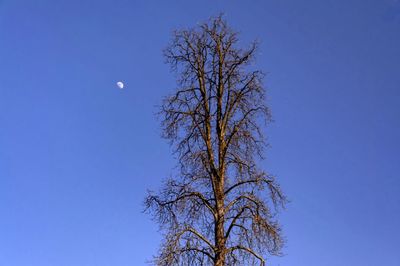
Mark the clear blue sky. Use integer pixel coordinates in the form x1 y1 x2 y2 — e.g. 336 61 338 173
1 1 399 265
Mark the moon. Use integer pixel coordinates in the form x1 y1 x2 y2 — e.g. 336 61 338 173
117 81 124 89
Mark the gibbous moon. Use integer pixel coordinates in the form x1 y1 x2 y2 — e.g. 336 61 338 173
117 81 124 89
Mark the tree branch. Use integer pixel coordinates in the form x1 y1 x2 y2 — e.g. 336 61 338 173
228 245 266 266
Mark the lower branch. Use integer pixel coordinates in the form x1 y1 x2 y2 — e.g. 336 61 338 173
228 245 266 266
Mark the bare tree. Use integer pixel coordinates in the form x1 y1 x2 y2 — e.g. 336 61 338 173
145 15 286 266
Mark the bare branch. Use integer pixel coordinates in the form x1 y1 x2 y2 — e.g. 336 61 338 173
228 245 266 266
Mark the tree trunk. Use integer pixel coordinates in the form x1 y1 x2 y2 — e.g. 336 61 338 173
214 173 226 266
214 213 226 266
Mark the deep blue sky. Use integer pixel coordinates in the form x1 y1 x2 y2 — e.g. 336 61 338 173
1 1 399 265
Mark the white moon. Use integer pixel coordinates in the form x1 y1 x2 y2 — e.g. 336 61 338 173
117 81 124 89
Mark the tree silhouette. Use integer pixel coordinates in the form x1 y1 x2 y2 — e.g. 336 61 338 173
145 15 286 266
